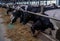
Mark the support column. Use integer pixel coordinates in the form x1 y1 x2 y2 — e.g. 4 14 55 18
46 0 47 5
56 0 59 5
28 0 30 5
39 0 40 5
58 0 60 5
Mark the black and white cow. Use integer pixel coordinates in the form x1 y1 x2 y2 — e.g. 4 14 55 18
21 5 41 25
30 13 55 37
20 5 59 25
9 5 26 24
10 5 31 24
29 5 59 38
9 5 41 25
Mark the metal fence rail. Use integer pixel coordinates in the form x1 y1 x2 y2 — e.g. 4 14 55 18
18 8 60 22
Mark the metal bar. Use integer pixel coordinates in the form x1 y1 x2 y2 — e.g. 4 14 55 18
46 0 47 5
19 8 60 21
39 0 40 5
27 11 60 21
41 32 56 41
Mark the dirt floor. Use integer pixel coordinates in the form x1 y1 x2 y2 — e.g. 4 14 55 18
0 8 43 41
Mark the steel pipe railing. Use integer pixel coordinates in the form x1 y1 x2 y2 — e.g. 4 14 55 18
4 5 60 22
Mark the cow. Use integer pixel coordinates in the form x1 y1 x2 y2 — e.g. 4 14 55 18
10 9 24 24
9 5 29 24
10 5 27 24
8 5 41 25
30 13 55 37
10 5 57 25
21 5 41 25
30 6 59 37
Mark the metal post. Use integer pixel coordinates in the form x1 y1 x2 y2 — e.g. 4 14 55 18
39 0 40 5
46 0 47 5
35 0 36 4
43 1 44 5
57 0 58 5
28 0 30 5
58 0 59 5
25 1 27 4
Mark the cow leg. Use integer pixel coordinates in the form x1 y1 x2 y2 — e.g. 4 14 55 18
56 28 60 41
22 14 29 25
20 15 26 24
31 22 37 36
7 10 9 15
49 22 55 30
22 18 29 25
20 15 24 23
31 27 35 35
31 20 41 37
20 13 26 24
31 27 37 37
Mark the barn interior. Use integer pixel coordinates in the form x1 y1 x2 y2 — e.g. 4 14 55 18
0 0 60 41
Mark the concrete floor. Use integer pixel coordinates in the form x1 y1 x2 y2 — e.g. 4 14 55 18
0 15 10 41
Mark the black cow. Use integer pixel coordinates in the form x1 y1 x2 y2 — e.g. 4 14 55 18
10 5 29 24
9 5 41 25
31 15 55 37
21 5 41 25
10 9 23 24
9 5 26 24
